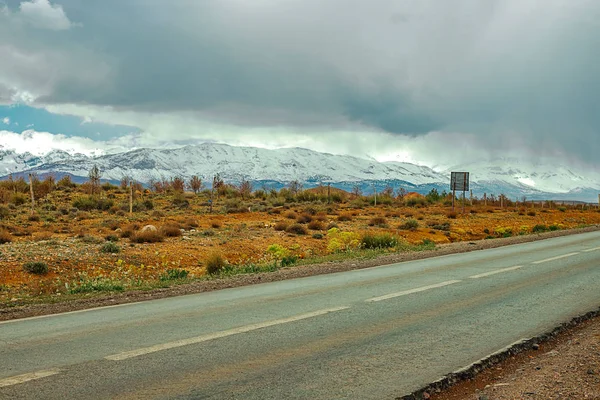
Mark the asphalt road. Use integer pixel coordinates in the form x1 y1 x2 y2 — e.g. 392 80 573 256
1 231 600 399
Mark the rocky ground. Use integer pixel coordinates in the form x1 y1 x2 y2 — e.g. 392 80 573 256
428 312 600 400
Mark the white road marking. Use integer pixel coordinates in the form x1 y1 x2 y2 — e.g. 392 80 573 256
365 280 462 303
469 266 523 279
583 246 600 253
532 252 579 264
0 369 61 388
0 301 145 325
105 306 350 361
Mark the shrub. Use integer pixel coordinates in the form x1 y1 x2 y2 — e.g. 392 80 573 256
10 193 27 206
160 223 182 237
0 230 12 244
326 228 360 253
284 211 297 219
286 223 308 235
69 277 124 293
130 230 164 243
532 224 548 233
206 253 226 275
28 214 40 222
307 220 324 230
296 214 313 224
105 235 119 242
399 218 419 230
273 221 288 231
312 233 324 239
549 224 560 231
368 216 388 227
0 205 10 219
280 255 298 267
446 211 458 219
527 210 536 216
211 221 222 229
100 242 120 253
160 269 189 281
337 213 353 222
361 233 398 249
23 261 48 275
558 206 567 212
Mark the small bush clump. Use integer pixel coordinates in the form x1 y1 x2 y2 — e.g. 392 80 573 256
160 223 182 237
100 242 120 253
0 230 12 244
337 213 353 222
307 220 324 230
206 253 226 275
160 269 189 281
130 230 165 243
527 210 536 216
399 218 419 230
361 233 398 249
368 216 388 227
532 224 548 233
23 261 48 275
273 221 288 231
286 223 308 235
446 211 458 219
296 214 313 224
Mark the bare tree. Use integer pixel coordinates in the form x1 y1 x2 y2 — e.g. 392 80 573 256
88 165 101 196
239 178 253 199
189 175 202 194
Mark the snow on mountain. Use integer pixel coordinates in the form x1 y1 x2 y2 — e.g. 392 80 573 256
1 144 599 201
14 143 448 185
446 158 600 194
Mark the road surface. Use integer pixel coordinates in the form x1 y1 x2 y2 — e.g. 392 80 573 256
1 231 600 399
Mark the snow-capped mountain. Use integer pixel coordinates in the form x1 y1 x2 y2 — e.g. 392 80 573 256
0 143 599 201
445 158 600 195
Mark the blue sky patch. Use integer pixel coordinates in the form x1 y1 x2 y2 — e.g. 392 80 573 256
0 105 140 140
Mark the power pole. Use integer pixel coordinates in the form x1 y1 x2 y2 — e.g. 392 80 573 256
28 173 35 215
129 180 133 214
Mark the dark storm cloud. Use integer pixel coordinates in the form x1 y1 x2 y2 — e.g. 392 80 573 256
2 0 600 160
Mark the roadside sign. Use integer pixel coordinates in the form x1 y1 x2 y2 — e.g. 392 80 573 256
450 172 469 192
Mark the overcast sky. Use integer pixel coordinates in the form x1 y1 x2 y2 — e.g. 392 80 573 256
1 0 599 169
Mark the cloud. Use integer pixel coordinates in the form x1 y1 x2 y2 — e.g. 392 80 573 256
19 0 74 30
2 117 9 125
0 129 110 156
0 0 599 166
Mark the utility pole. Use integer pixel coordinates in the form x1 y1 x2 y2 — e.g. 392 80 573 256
129 180 133 214
28 173 35 215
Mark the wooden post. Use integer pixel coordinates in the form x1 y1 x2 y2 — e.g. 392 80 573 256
500 195 503 209
484 193 487 207
452 188 456 211
28 173 35 215
470 190 473 206
373 185 377 207
462 190 465 214
129 180 133 214
327 183 331 204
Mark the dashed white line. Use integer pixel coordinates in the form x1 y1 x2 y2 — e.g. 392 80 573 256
532 252 579 264
583 246 600 253
0 369 61 388
105 306 349 361
469 266 523 279
365 280 461 303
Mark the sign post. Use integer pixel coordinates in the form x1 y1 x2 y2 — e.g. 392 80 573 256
450 172 470 214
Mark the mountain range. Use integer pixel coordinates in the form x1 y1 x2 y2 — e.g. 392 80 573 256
0 143 598 202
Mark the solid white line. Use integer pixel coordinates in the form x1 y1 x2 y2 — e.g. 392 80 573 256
0 369 61 388
365 280 462 303
469 266 523 279
532 252 579 264
105 306 349 361
583 246 600 253
0 301 145 325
